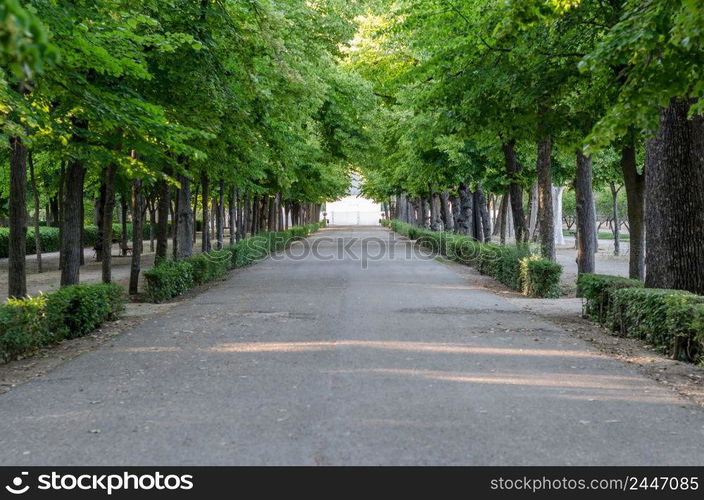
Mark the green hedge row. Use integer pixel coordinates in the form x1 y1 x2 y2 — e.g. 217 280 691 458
577 273 704 363
144 223 322 303
0 283 124 361
0 223 152 259
390 220 562 298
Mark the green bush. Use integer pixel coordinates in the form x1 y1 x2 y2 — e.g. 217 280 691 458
521 256 562 298
389 219 561 298
0 284 124 362
380 219 391 227
145 224 319 303
189 251 231 285
608 288 702 351
45 283 125 339
576 273 643 323
143 260 195 303
0 295 50 361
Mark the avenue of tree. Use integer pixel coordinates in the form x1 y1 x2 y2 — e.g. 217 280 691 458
2 0 704 299
354 0 704 295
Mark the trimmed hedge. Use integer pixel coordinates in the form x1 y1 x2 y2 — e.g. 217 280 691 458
577 273 704 363
576 273 643 323
145 223 322 303
390 220 562 298
0 283 124 361
0 223 153 259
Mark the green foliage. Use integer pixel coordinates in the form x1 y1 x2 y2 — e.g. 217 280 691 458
609 288 703 359
390 220 562 298
576 273 644 323
521 256 562 299
577 273 704 364
146 224 321 303
143 260 194 303
0 284 124 361
44 284 124 340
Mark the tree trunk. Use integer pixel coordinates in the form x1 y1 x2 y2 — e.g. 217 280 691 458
473 187 491 242
621 141 645 280
440 191 454 231
457 183 473 236
610 183 621 256
60 160 86 286
499 192 509 245
537 136 555 260
574 151 596 274
156 170 170 263
8 135 27 297
228 187 236 245
645 98 704 294
101 164 118 283
430 188 443 231
502 139 528 243
200 172 210 252
450 194 461 234
192 182 198 244
176 174 193 260
120 197 128 256
552 185 566 245
216 179 225 248
129 177 143 295
172 194 179 259
528 181 538 241
29 151 42 274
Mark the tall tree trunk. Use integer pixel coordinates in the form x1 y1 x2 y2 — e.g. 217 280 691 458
397 194 407 223
430 187 443 231
94 185 105 262
450 194 461 234
499 192 509 245
201 172 210 252
8 135 27 297
610 183 621 256
172 195 179 259
621 141 645 280
120 197 128 256
528 181 538 241
216 179 225 248
176 174 193 260
552 185 566 245
148 202 155 252
473 187 491 242
440 191 454 231
192 182 198 244
58 162 65 270
457 183 473 236
101 164 118 283
60 160 86 286
574 150 596 274
537 136 555 260
129 177 143 295
645 98 704 294
156 170 170 263
29 151 42 274
228 187 236 245
502 139 528 243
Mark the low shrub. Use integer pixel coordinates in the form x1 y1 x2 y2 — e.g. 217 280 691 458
608 288 702 353
146 224 321 303
521 256 562 298
389 219 561 298
45 283 125 339
576 273 643 323
0 284 124 362
380 219 391 227
576 273 704 363
143 260 194 303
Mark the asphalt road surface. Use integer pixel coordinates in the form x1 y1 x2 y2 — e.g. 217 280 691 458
0 227 702 465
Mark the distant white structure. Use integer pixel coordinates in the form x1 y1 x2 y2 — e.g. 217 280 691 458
324 174 383 226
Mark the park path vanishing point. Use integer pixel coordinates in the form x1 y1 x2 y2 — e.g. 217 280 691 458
0 227 702 465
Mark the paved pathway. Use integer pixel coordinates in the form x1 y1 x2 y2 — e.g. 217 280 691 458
0 227 702 465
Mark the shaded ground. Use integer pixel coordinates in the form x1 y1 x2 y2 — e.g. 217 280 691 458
0 227 701 465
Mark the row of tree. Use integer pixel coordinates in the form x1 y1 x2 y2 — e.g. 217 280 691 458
2 0 376 298
353 0 704 294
